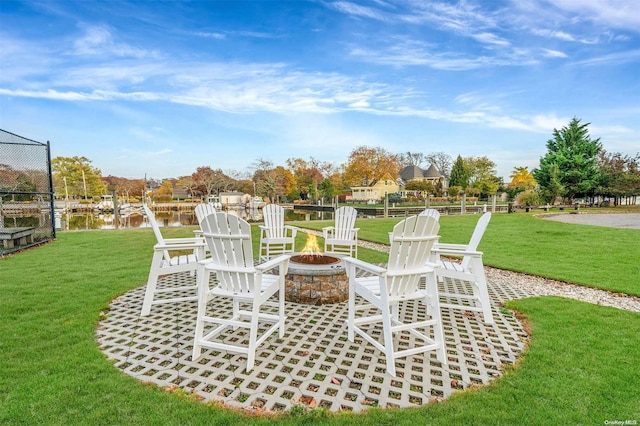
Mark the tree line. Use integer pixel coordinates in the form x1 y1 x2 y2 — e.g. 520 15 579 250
44 117 638 205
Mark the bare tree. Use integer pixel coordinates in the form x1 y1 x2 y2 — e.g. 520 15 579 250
398 152 426 168
426 152 453 178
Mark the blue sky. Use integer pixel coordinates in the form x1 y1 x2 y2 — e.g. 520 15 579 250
1 0 638 182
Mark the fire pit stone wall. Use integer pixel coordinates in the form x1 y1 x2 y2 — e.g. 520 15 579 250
285 254 348 305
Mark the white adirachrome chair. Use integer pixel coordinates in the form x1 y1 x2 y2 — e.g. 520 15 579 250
259 204 298 261
140 205 205 316
343 214 447 377
192 212 290 373
323 206 359 257
432 212 494 324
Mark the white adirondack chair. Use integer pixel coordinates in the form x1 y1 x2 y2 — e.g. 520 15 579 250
194 203 217 223
193 203 217 248
140 205 206 316
389 208 440 243
192 212 290 372
259 204 298 261
323 206 359 257
432 212 494 324
343 214 446 377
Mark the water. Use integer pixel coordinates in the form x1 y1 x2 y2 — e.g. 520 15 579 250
60 208 335 231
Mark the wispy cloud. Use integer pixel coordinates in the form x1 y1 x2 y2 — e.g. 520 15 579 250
194 29 278 39
328 1 390 21
541 48 568 58
73 24 159 58
471 32 510 47
574 48 640 66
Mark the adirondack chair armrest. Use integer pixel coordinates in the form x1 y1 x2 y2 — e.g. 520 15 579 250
432 247 483 258
386 265 435 277
154 241 206 251
163 237 206 245
342 256 386 276
322 226 335 238
283 225 298 237
433 242 467 250
255 254 290 273
208 264 256 274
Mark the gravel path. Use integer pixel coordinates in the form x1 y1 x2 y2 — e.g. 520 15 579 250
540 212 640 229
303 229 640 313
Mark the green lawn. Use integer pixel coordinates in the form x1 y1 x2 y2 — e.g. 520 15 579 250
294 211 640 296
1 218 639 425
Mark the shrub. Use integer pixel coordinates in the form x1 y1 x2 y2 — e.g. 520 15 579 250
515 190 543 206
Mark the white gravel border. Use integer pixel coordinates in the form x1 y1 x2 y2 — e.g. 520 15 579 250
306 231 640 313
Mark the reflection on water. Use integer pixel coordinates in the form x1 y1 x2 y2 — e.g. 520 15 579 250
61 208 334 231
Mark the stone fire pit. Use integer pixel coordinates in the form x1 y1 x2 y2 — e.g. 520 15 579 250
285 253 348 305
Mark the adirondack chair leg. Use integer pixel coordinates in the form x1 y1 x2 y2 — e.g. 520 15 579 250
245 302 262 372
141 250 164 316
192 268 211 361
426 270 447 365
380 301 397 377
347 263 356 342
278 275 286 338
471 259 494 324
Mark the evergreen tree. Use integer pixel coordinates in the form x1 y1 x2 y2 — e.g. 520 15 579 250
533 118 602 203
449 155 469 189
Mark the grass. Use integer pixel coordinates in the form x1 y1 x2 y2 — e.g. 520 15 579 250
1 217 639 425
294 211 640 296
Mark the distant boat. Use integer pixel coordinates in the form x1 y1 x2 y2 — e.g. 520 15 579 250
97 195 114 212
247 196 266 209
207 195 223 209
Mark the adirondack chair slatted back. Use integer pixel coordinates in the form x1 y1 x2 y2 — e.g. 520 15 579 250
333 206 357 240
143 205 171 259
200 212 256 294
194 203 217 224
419 208 440 221
386 215 440 297
388 208 440 244
263 204 287 239
461 212 491 269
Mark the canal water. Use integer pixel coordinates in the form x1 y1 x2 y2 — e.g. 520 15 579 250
60 208 335 231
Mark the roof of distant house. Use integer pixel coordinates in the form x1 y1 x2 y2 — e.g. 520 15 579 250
399 165 443 180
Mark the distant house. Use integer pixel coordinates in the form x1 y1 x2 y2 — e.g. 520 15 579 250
172 188 190 200
347 175 402 203
398 164 448 196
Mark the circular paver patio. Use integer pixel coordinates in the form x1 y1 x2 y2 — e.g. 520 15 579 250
97 271 531 413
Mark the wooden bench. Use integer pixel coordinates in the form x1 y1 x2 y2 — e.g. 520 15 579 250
0 227 36 249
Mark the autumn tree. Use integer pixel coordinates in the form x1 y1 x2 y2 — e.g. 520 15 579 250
533 118 602 203
156 179 174 201
103 176 146 201
52 156 106 199
286 157 324 201
254 164 295 203
343 146 400 187
597 151 640 205
509 167 536 190
191 166 234 198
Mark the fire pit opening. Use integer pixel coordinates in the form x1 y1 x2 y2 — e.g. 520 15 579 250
290 253 341 266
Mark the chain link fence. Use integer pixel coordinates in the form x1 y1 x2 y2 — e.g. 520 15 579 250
0 129 55 254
